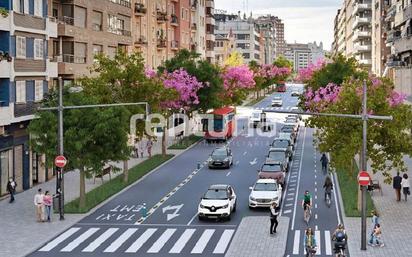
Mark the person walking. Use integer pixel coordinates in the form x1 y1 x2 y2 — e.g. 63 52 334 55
43 191 53 222
269 202 279 234
320 153 329 173
304 227 317 256
369 223 384 247
139 139 145 158
369 210 379 244
6 178 17 203
147 138 153 158
34 188 44 222
401 173 410 201
393 172 402 201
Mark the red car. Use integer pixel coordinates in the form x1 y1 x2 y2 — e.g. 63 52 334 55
257 162 285 186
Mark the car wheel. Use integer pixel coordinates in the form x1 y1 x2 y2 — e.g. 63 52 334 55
226 214 231 221
198 215 204 221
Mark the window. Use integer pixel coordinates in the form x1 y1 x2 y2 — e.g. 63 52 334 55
34 0 42 17
74 42 87 63
74 6 87 28
13 0 21 12
34 81 43 102
92 44 103 56
16 36 26 59
16 81 26 103
24 0 29 14
108 14 117 33
108 46 117 59
92 11 103 31
34 39 44 60
242 53 250 59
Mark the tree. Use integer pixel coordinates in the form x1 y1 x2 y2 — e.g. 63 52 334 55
273 56 293 69
224 51 244 67
29 89 130 209
221 65 256 105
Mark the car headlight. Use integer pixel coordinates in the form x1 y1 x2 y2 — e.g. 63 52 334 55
222 204 229 209
249 196 256 201
207 158 212 162
272 197 279 201
224 158 229 162
199 204 205 208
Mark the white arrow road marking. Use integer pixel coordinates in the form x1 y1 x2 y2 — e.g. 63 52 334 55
249 158 258 165
162 204 184 221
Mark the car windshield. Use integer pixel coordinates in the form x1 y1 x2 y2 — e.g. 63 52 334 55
203 189 228 199
252 113 260 118
274 97 281 100
261 164 282 172
268 151 285 161
273 141 289 148
212 148 227 157
281 128 293 133
254 182 278 191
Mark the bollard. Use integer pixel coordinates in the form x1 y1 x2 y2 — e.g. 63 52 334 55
197 162 201 170
140 203 147 218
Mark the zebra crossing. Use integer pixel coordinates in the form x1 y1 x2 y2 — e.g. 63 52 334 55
37 226 235 255
290 229 333 256
254 106 293 111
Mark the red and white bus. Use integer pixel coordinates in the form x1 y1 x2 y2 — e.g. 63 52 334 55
202 107 236 142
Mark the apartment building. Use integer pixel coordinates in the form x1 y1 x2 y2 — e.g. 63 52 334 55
50 0 132 83
215 13 262 64
351 0 373 68
214 28 235 66
255 15 277 64
285 42 325 72
0 0 58 195
332 9 341 54
371 0 390 76
191 0 206 60
273 16 286 57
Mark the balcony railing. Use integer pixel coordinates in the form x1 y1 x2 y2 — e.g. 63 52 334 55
108 27 131 36
354 44 372 52
352 16 371 29
352 3 371 16
191 0 198 10
135 36 147 45
157 38 167 48
135 3 147 15
171 40 179 50
109 0 131 8
157 10 168 23
170 14 178 26
59 16 74 25
62 54 86 64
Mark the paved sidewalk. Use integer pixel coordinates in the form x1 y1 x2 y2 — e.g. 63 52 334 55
0 140 184 257
343 157 412 257
225 216 290 257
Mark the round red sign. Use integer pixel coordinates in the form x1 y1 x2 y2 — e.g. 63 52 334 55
358 171 371 186
55 155 67 168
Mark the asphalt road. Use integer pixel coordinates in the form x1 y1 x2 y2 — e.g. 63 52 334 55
27 85 345 257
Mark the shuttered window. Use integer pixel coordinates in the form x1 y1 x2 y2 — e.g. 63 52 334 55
34 81 43 102
34 39 44 60
34 0 42 17
16 81 26 103
16 36 26 59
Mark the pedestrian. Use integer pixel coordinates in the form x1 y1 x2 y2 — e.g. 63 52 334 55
6 177 17 203
393 172 402 201
320 153 329 173
34 188 44 222
43 191 53 222
369 210 379 244
369 223 384 247
139 139 145 158
133 139 139 158
401 173 410 201
269 202 279 234
147 138 153 158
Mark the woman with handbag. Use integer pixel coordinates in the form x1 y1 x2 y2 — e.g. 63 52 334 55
401 173 410 201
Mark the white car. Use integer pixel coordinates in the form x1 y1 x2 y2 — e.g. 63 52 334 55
271 96 283 107
198 184 237 221
249 179 282 208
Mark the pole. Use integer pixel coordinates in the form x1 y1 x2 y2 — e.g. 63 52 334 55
361 79 367 250
58 77 64 220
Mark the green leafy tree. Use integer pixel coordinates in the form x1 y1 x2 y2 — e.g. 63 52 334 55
273 56 293 69
29 89 130 209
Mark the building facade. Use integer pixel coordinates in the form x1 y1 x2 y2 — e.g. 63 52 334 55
214 29 235 66
285 42 325 72
255 15 276 64
0 0 58 195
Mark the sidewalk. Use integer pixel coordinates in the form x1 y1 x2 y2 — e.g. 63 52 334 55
344 156 412 257
0 140 184 257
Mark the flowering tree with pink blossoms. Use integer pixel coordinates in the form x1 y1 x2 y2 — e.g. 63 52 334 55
296 59 326 83
221 65 256 105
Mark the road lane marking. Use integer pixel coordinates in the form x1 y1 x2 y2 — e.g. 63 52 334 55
332 172 342 224
243 151 247 155
315 230 321 255
325 230 332 255
147 228 177 253
235 160 240 165
285 203 293 207
314 181 317 186
283 210 292 214
292 128 306 230
293 230 300 254
82 228 119 252
104 228 138 253
125 228 157 253
226 172 231 176
213 229 235 254
169 229 196 253
38 227 81 252
315 214 318 220
191 229 215 254
61 228 100 252
315 195 317 200
287 197 293 201
315 225 318 230
187 212 199 226
315 203 318 209
315 188 317 192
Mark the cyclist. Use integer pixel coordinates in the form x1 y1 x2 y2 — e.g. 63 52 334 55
320 153 329 173
302 190 312 222
323 175 334 203
303 227 317 257
332 224 348 256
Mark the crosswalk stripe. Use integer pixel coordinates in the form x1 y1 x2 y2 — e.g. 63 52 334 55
283 210 292 214
147 228 177 253
292 230 300 254
191 229 215 254
169 229 196 253
213 229 235 254
315 230 321 255
82 228 119 252
125 228 157 253
103 228 138 253
325 231 332 255
61 228 100 252
39 227 81 252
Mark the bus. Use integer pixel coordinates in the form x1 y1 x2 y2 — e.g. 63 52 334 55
276 81 286 92
202 107 236 142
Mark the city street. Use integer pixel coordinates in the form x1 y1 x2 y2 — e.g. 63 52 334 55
25 85 345 257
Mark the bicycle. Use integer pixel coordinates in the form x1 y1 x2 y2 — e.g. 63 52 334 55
305 246 317 257
303 204 311 225
322 164 328 174
325 191 331 208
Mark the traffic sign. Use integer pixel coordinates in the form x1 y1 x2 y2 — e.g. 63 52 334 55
358 171 370 186
55 155 67 168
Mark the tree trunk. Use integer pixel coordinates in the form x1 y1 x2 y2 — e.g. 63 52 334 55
123 160 129 184
79 167 86 210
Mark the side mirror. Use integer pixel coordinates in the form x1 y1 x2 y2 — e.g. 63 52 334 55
257 169 260 172
249 186 253 190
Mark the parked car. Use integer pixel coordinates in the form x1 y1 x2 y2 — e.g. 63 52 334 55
198 184 237 221
287 114 301 121
249 179 282 208
291 91 301 97
278 132 296 145
290 107 303 120
284 119 299 132
207 146 233 169
266 148 289 172
270 138 294 161
257 162 286 186
250 111 262 128
271 96 283 107
280 126 297 142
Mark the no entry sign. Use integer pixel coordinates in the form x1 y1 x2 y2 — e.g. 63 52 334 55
55 155 67 168
358 171 371 186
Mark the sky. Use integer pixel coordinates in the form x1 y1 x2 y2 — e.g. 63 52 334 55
215 0 342 51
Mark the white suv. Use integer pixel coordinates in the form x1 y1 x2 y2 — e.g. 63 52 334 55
249 179 282 208
198 184 237 221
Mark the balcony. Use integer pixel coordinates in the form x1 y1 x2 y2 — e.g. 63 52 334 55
59 16 74 26
109 0 131 8
353 30 371 41
0 12 11 31
385 5 396 21
394 34 412 54
58 55 88 76
170 14 178 26
135 36 148 45
206 15 215 26
386 30 401 44
157 10 168 23
108 27 131 37
171 40 179 50
352 16 371 29
135 3 147 16
0 60 12 78
404 4 412 23
47 59 58 78
157 38 166 49
0 105 12 126
352 3 371 16
354 43 372 52
191 23 197 31
191 0 198 10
